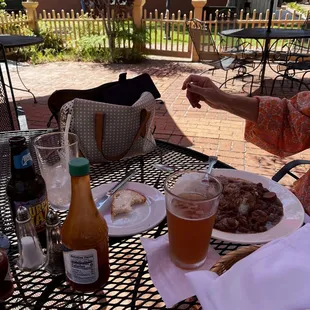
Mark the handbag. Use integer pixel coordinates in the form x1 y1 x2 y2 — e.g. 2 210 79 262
48 72 161 126
60 92 156 163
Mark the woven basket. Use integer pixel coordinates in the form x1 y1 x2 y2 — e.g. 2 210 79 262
210 245 261 276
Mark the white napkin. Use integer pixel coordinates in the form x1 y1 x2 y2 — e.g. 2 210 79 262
141 234 220 308
185 224 310 310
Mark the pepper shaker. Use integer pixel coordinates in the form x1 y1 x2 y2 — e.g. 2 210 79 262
45 210 65 276
15 206 46 271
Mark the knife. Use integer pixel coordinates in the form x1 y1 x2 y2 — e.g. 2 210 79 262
95 170 137 210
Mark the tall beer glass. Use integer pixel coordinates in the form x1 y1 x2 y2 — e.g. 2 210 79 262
164 171 222 269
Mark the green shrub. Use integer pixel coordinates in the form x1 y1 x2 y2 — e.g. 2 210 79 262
16 23 149 64
287 2 308 15
73 35 110 62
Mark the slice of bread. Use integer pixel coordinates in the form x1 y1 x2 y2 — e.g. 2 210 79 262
111 189 146 218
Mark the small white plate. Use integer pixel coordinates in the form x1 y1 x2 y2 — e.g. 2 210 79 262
92 182 166 237
211 169 305 244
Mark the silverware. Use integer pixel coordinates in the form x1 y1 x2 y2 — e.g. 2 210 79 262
154 156 218 174
154 161 210 173
203 156 218 181
95 170 137 210
206 156 218 175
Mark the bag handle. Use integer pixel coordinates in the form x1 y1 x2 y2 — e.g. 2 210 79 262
95 109 151 161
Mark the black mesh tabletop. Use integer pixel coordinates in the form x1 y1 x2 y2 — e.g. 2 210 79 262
0 130 243 310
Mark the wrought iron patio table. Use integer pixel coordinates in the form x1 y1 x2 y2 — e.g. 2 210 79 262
0 129 243 310
221 28 310 94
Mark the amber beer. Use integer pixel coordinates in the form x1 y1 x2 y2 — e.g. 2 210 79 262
164 171 222 269
6 136 48 248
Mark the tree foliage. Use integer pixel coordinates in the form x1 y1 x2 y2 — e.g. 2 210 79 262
84 0 134 18
0 0 6 10
83 0 142 62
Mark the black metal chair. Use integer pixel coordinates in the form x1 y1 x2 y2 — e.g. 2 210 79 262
272 160 310 182
0 45 27 131
187 18 255 95
270 48 310 95
270 14 310 95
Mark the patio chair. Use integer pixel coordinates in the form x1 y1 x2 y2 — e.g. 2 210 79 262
187 18 254 95
0 45 27 131
0 65 25 131
287 11 310 62
216 16 259 61
272 160 310 182
270 45 310 95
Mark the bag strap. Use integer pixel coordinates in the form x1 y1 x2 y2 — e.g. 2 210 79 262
95 109 151 161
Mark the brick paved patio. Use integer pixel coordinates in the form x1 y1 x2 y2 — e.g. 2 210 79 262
8 58 310 186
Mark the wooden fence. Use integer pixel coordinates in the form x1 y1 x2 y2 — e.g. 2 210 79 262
0 7 308 59
0 11 29 35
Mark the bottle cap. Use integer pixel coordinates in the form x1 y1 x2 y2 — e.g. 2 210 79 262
16 206 30 222
69 157 89 177
9 136 26 146
46 210 60 226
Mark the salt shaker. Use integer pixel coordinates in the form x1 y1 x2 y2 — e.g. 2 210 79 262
15 206 46 271
45 210 65 276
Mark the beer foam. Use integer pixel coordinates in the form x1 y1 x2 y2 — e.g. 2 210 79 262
170 196 217 220
173 172 219 200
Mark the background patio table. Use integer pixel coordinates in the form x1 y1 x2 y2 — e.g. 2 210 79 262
0 129 242 310
221 28 310 94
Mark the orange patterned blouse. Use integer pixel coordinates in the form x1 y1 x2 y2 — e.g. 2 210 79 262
245 91 310 215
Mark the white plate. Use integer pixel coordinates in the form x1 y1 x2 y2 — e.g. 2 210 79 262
211 169 305 244
92 182 166 237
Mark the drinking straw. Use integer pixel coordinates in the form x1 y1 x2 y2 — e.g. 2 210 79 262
64 114 72 168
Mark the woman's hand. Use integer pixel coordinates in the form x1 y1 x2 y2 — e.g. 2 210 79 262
182 74 259 122
182 75 230 110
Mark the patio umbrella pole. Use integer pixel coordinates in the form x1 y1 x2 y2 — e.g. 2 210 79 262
267 0 275 32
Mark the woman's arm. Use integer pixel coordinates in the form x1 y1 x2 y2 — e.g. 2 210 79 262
218 92 259 122
183 75 310 157
245 92 310 157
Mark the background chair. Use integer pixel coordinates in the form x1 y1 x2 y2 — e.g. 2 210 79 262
272 160 310 183
0 45 27 131
270 15 310 95
187 18 254 95
270 41 310 95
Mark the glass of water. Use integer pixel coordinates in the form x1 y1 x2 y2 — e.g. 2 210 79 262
34 132 79 211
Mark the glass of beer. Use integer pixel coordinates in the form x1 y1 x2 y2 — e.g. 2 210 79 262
164 170 222 269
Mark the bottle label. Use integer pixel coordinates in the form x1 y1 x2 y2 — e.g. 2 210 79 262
13 195 49 232
13 149 33 169
63 247 99 285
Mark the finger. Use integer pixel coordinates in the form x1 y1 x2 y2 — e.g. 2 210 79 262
182 74 203 90
187 84 206 97
186 91 201 108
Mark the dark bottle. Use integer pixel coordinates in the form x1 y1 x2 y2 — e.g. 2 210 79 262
6 136 49 248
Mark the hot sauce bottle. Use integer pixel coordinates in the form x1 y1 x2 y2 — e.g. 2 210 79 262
61 158 110 292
